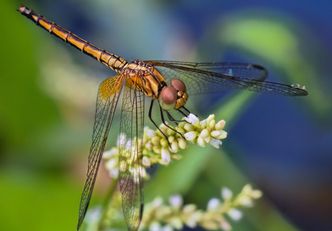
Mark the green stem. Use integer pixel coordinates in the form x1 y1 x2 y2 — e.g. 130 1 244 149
97 179 118 231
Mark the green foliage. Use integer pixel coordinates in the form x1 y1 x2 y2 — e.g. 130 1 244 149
0 1 60 149
0 171 79 231
220 15 330 118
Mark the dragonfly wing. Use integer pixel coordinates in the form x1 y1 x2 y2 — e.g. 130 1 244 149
118 82 145 231
146 60 307 96
77 75 123 230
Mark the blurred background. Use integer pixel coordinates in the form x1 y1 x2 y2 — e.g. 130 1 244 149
1 0 331 230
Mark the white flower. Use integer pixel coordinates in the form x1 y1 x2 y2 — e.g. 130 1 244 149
151 197 164 208
142 156 151 167
197 136 206 147
119 161 127 172
145 127 155 138
185 113 199 124
117 133 127 146
184 131 197 141
199 129 209 138
215 120 226 130
161 148 171 165
169 195 183 209
210 138 222 149
103 148 118 158
150 222 162 231
227 208 242 221
161 225 173 231
185 211 201 228
237 196 253 207
105 159 117 170
182 204 196 213
141 185 262 231
109 168 119 178
221 187 233 200
220 219 231 231
85 207 101 223
207 198 220 210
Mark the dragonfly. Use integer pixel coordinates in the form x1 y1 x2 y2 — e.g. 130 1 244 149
18 5 308 231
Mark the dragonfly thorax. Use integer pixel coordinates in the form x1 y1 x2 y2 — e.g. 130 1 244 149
124 61 188 109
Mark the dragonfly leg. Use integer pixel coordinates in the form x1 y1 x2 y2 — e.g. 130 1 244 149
179 106 199 119
182 106 191 114
158 104 185 139
177 108 189 117
166 111 186 125
148 100 170 142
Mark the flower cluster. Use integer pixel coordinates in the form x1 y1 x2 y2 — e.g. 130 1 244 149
140 184 262 231
103 114 227 179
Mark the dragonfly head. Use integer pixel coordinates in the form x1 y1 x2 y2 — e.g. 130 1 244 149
159 79 188 110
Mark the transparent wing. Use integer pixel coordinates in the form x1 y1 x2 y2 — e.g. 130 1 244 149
145 60 308 96
77 76 123 230
118 81 145 231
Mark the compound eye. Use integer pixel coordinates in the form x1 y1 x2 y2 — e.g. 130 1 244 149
159 86 177 110
171 79 186 92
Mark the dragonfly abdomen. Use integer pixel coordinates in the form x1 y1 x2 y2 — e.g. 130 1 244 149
18 5 127 71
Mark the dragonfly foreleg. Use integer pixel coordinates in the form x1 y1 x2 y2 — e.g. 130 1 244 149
148 100 170 143
177 108 188 117
166 111 181 125
182 106 191 115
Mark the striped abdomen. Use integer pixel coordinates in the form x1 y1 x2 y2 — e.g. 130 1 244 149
18 5 127 72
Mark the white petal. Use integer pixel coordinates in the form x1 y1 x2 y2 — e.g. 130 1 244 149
215 120 226 130
211 130 221 138
199 129 209 138
178 138 187 149
125 139 132 150
217 131 228 139
161 225 173 231
206 114 215 122
150 222 161 231
142 156 151 167
207 198 220 210
185 212 201 228
220 219 231 231
117 133 127 146
210 138 222 149
185 113 199 124
145 127 155 138
169 195 183 208
119 161 127 172
103 148 118 159
109 168 119 178
238 196 253 207
228 208 242 221
152 197 163 208
105 159 117 171
170 142 179 153
183 204 196 213
161 148 171 165
197 136 206 147
86 207 101 223
183 123 193 131
200 118 207 127
221 187 233 200
251 190 263 199
184 131 197 141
